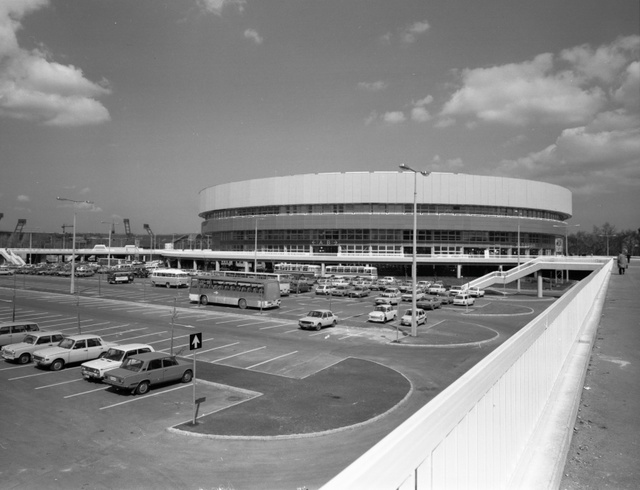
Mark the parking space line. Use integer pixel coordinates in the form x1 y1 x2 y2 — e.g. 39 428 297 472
99 383 192 410
246 351 298 369
9 366 80 381
188 342 239 356
35 378 85 390
259 323 294 330
210 346 266 363
64 385 110 398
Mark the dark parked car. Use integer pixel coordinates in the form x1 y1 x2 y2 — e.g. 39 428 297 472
103 352 193 395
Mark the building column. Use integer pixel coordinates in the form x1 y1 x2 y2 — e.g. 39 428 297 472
457 264 462 279
537 273 544 298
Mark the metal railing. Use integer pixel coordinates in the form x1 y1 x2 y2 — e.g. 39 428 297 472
322 258 612 490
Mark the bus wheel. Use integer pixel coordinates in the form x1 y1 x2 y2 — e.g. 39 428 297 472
200 295 209 306
238 298 247 309
165 282 171 288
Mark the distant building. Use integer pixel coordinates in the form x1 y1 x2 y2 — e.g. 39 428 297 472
199 172 572 258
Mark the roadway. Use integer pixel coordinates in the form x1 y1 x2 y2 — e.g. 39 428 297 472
0 274 557 489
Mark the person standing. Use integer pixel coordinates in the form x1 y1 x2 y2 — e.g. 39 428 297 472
617 252 628 275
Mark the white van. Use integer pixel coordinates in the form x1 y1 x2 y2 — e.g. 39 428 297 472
149 268 191 288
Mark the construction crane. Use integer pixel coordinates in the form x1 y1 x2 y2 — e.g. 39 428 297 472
143 223 155 249
123 218 132 238
61 224 74 249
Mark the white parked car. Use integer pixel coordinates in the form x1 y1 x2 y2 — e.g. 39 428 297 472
298 310 338 330
368 304 397 323
81 343 155 381
453 293 476 306
375 288 402 305
400 309 427 326
1 330 65 364
401 291 427 302
467 287 485 297
33 334 114 371
428 284 446 294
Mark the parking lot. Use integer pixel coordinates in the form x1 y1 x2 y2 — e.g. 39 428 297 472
0 273 557 489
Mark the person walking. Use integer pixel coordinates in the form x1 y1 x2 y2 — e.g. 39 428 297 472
617 252 628 275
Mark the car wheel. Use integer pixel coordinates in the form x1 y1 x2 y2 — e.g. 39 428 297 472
200 295 209 306
181 370 193 383
315 323 322 331
18 353 31 364
50 359 64 371
332 320 337 326
238 298 247 309
136 381 150 395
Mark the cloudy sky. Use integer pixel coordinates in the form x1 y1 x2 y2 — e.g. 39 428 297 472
0 0 638 235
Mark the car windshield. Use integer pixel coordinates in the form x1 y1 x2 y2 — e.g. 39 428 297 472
374 306 387 312
58 338 75 349
103 348 126 362
23 335 37 344
121 358 144 372
307 311 322 318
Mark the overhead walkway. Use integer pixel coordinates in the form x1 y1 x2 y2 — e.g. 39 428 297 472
0 248 26 266
463 256 606 292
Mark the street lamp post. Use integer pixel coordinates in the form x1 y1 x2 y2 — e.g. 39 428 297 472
254 217 264 272
554 223 580 281
57 197 94 294
399 164 430 337
101 220 119 268
599 233 617 256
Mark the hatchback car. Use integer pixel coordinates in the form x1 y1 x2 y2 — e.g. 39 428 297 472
103 352 193 395
1 330 65 364
453 293 476 306
400 309 427 326
298 310 338 330
314 285 333 295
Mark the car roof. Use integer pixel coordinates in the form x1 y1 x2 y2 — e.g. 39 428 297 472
107 343 153 350
27 330 63 336
64 334 103 340
0 321 39 327
309 309 332 314
129 351 173 361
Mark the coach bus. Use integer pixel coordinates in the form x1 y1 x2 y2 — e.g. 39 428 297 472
210 270 291 296
324 265 378 282
189 275 281 310
274 263 322 279
149 268 191 288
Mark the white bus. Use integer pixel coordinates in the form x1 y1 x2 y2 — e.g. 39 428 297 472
210 270 291 296
274 263 322 279
149 268 191 288
324 265 378 282
189 275 281 310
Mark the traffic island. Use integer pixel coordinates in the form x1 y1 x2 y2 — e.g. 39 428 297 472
172 357 411 438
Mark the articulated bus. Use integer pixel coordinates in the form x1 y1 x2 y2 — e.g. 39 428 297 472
210 270 291 296
324 265 378 281
189 275 281 310
274 263 322 279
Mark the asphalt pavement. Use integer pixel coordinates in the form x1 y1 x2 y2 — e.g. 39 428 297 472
560 260 639 489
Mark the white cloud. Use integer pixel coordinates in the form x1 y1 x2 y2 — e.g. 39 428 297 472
358 81 388 92
410 95 433 122
497 113 640 195
382 111 406 124
0 1 111 126
197 0 246 16
439 36 639 128
244 29 263 45
401 20 430 44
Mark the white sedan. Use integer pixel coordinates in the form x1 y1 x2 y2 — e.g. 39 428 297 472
298 310 338 330
468 287 485 297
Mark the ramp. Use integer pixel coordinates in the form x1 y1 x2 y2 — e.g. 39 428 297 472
1 248 26 266
462 256 608 290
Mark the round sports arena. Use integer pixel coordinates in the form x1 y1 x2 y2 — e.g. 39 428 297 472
198 172 572 274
